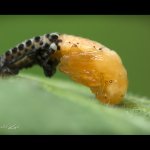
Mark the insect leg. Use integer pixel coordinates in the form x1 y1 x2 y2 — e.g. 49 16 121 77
35 49 59 77
42 59 58 77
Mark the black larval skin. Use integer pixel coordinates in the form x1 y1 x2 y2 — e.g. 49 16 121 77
0 32 62 77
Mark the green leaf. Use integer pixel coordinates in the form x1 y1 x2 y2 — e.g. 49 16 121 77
0 74 150 135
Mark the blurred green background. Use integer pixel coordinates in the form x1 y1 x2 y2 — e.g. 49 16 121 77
0 15 150 98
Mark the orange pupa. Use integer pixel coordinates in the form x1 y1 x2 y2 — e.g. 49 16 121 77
52 34 128 104
0 33 128 104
